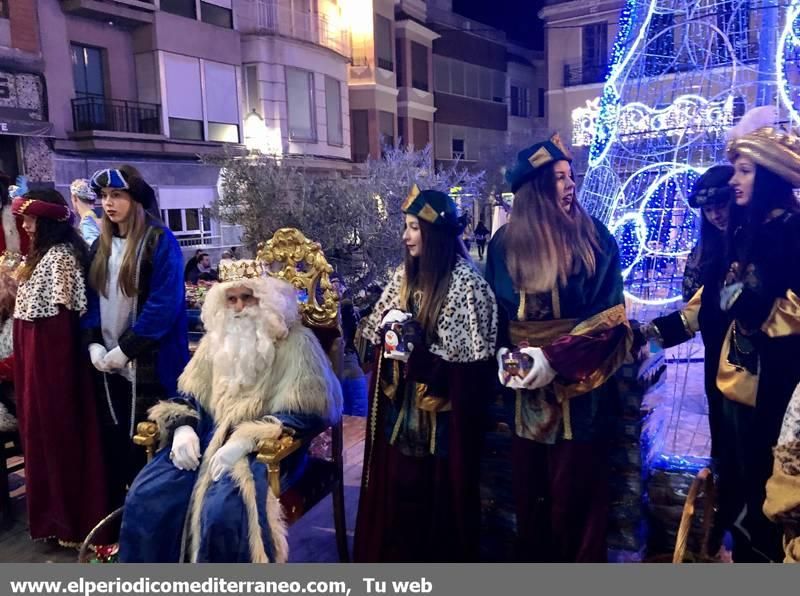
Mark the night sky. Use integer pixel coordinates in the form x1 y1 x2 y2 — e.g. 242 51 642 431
452 0 545 50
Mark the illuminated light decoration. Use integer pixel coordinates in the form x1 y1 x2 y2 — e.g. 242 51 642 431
778 2 800 126
572 95 735 148
589 0 649 166
578 0 797 307
243 112 283 156
572 98 601 147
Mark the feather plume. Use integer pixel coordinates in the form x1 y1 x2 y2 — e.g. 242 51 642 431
726 106 779 141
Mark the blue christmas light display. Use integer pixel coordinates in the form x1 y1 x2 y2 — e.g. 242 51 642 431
581 0 797 306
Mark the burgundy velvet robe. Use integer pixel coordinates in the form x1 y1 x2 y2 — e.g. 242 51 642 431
14 307 109 545
354 356 494 562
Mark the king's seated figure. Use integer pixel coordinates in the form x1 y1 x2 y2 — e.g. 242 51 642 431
118 259 342 563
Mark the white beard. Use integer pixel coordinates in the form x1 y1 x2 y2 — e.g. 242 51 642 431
206 306 276 391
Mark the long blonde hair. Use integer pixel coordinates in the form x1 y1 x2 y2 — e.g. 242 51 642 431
505 163 600 294
89 201 149 297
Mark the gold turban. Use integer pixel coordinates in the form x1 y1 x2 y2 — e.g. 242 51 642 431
726 127 800 188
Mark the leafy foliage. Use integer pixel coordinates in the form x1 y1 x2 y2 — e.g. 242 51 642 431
211 145 484 301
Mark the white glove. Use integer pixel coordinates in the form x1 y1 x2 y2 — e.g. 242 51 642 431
496 347 510 386
380 309 411 328
102 346 130 371
209 437 255 482
170 425 201 471
519 347 557 391
88 343 109 372
720 282 743 312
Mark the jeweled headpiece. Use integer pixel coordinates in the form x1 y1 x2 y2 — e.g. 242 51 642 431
218 259 265 283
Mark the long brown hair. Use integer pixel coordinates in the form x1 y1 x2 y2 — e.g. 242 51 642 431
17 189 89 283
89 198 151 298
400 218 469 343
505 162 599 293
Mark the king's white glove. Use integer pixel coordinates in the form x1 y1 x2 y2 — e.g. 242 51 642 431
209 437 255 482
88 343 109 372
380 309 412 329
170 425 201 471
102 346 130 371
519 347 557 391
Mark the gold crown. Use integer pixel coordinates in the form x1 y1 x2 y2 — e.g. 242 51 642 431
218 259 265 283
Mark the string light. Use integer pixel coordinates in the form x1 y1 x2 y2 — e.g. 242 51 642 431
778 3 800 126
573 95 735 148
578 1 795 306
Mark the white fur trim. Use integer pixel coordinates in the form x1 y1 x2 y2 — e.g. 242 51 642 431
361 257 498 363
229 459 269 563
267 490 288 563
2 206 20 254
230 419 284 446
147 401 199 449
0 402 17 433
0 318 12 361
184 418 288 563
181 324 341 429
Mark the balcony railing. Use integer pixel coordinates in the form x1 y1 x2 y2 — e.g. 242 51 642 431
563 61 608 87
72 96 162 135
239 0 350 58
60 0 156 25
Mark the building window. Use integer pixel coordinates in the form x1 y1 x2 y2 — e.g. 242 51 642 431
204 60 239 143
413 119 429 149
492 70 505 103
165 209 184 231
411 42 429 92
71 44 105 98
169 117 204 141
538 88 545 118
582 23 607 70
452 138 465 160
164 53 203 140
286 67 315 141
510 85 530 117
375 15 394 71
162 207 213 238
379 111 394 153
451 61 465 95
244 65 260 116
160 0 197 19
433 56 505 103
396 40 405 87
351 109 369 162
0 1 8 19
200 1 233 28
325 76 343 146
208 122 239 143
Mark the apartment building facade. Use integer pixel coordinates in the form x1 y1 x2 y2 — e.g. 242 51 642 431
238 0 352 170
348 1 547 191
34 0 243 252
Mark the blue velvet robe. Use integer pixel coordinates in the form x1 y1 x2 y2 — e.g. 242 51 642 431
119 397 324 563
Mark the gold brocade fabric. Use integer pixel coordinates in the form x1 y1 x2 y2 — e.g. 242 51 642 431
762 289 800 338
763 443 800 563
717 322 759 407
509 303 632 442
681 286 703 336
